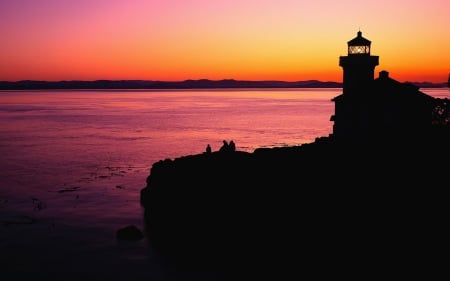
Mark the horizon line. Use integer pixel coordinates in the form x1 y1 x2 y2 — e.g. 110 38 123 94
0 78 448 84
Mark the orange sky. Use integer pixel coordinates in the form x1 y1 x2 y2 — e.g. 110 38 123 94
0 0 449 83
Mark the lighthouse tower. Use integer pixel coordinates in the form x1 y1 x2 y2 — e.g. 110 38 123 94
339 31 379 95
331 31 379 141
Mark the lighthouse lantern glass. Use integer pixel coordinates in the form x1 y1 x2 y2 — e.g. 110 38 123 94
349 45 370 54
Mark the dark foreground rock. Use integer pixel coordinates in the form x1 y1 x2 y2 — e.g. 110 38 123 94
140 136 448 280
116 225 144 241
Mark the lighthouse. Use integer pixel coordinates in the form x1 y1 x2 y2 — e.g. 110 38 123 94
339 31 379 95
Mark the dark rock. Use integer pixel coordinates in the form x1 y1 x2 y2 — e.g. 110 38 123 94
140 136 449 279
116 225 144 241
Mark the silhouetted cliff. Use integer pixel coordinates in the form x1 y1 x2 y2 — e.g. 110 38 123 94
140 135 449 280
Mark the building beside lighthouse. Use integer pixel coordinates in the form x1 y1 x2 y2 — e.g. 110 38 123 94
330 31 435 143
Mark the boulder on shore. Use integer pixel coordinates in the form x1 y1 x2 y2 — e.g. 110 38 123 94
116 225 144 241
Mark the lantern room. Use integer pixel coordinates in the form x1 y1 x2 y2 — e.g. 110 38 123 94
347 31 371 55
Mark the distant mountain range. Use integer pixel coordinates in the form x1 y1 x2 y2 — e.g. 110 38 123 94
0 79 447 90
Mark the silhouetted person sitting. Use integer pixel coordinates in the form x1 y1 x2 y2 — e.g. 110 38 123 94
206 144 212 154
229 140 236 152
219 140 229 152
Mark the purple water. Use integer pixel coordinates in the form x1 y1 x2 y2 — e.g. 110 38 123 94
0 88 448 279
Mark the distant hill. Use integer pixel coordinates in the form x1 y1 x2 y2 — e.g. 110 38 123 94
0 79 341 90
404 81 448 88
0 79 447 90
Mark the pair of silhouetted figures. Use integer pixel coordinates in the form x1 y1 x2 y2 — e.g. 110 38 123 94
205 140 235 154
220 140 235 152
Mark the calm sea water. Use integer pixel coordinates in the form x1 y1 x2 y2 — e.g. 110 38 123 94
0 87 448 279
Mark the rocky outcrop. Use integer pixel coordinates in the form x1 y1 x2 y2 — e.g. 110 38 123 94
116 225 144 241
140 136 448 279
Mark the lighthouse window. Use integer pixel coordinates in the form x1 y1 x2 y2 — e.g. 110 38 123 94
349 46 369 54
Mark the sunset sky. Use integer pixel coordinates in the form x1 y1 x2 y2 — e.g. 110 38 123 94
1 0 449 83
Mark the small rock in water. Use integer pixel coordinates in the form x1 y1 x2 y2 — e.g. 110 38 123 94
116 225 144 241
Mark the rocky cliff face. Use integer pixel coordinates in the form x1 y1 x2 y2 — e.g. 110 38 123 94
140 136 448 280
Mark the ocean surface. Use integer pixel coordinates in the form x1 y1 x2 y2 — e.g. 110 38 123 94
0 87 448 280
